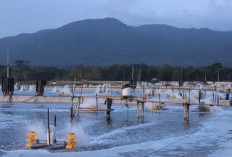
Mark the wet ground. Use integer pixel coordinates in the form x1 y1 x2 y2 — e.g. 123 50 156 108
0 101 232 156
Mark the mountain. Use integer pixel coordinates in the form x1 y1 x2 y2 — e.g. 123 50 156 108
0 18 232 67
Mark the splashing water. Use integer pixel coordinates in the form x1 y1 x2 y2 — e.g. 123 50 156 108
96 84 110 94
59 85 71 96
28 85 35 92
56 122 90 147
25 121 47 141
95 85 102 94
80 99 97 108
24 120 90 147
52 86 59 93
20 85 25 91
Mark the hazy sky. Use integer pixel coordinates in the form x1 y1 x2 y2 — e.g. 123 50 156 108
1 0 232 38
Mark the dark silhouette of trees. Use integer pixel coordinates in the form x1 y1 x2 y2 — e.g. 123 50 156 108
1 62 232 82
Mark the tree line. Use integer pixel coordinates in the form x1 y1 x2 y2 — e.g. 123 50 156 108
0 61 231 82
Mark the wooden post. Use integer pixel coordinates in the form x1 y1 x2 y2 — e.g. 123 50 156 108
105 98 112 117
110 84 112 96
96 94 98 109
77 96 81 113
7 51 10 78
125 99 129 108
183 100 190 120
47 108 51 146
143 84 145 101
80 81 83 95
71 79 75 114
158 94 161 108
70 96 74 118
72 81 75 95
213 92 215 105
172 87 174 97
199 89 201 104
153 87 155 97
184 103 187 120
141 102 144 117
54 115 56 127
188 88 190 104
137 101 140 118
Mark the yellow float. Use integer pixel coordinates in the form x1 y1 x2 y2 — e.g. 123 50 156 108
66 133 77 149
26 131 36 148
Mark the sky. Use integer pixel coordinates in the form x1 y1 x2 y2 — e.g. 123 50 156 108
1 0 232 38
